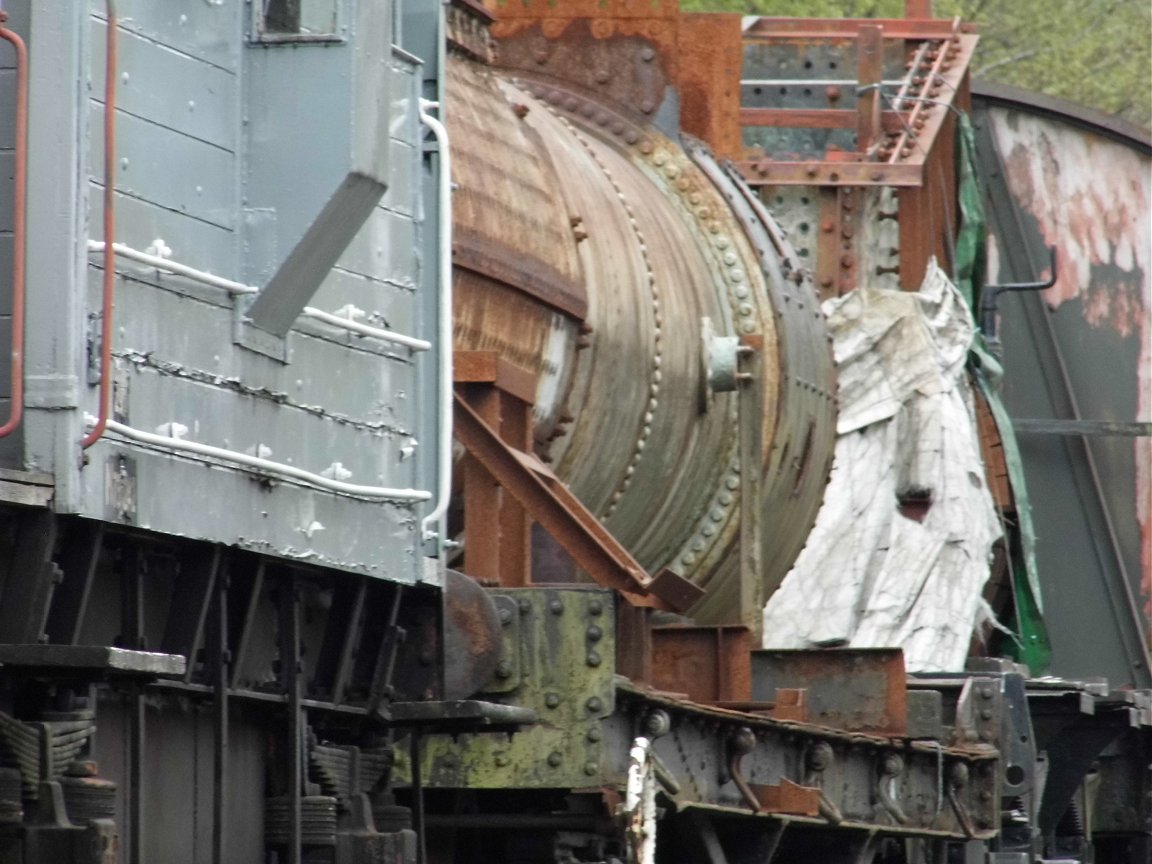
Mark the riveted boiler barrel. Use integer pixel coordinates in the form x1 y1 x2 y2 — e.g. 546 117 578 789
448 56 836 623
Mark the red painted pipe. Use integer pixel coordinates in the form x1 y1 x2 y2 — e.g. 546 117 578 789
0 13 27 439
81 0 118 448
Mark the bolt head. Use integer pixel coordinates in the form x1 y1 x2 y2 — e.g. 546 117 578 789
644 710 671 738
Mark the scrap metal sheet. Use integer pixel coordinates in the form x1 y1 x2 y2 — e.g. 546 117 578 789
763 261 1000 670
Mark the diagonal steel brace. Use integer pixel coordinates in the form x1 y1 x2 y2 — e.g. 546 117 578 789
453 393 702 613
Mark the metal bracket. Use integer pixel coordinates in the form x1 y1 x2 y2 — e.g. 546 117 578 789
232 293 289 363
980 245 1057 350
453 392 703 612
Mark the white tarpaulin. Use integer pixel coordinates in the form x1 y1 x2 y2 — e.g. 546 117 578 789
762 260 1001 671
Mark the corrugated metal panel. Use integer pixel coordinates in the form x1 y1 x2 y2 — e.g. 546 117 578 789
87 18 238 151
87 189 238 276
12 2 440 583
338 204 420 289
87 0 239 73
86 104 237 229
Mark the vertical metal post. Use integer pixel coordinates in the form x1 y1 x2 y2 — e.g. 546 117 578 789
230 561 265 689
44 521 104 644
128 549 146 864
462 385 503 583
280 572 302 864
213 566 229 864
856 25 884 157
738 335 764 640
130 683 144 864
331 580 367 706
499 390 534 587
461 378 535 587
410 730 426 864
160 545 220 683
125 548 145 650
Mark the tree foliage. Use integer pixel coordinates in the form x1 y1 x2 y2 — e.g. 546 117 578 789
679 0 1152 127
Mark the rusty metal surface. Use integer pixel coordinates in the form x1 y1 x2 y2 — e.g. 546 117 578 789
454 392 689 611
650 625 752 703
446 59 587 318
452 266 581 438
613 681 999 840
489 17 675 127
510 81 746 582
730 15 976 299
687 150 837 620
484 0 677 20
449 6 842 623
743 17 978 39
751 649 908 737
677 13 744 161
977 93 1152 680
442 569 504 700
973 80 1152 153
749 778 822 817
451 70 767 621
735 18 978 195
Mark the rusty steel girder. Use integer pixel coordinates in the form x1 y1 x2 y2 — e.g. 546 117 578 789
408 588 1001 845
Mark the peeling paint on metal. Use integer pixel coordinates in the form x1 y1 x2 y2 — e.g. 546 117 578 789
989 109 1152 625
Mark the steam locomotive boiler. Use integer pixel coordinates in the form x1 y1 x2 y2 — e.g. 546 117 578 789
446 19 836 625
0 0 1144 863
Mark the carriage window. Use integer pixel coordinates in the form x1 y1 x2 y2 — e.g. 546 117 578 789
257 0 340 41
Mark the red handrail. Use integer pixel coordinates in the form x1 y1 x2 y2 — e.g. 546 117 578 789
0 13 27 439
81 0 118 448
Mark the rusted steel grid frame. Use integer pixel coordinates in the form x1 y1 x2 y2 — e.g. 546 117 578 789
890 39 935 118
650 625 753 703
738 108 906 131
737 31 975 187
453 393 682 611
856 24 884 156
887 32 975 164
743 17 977 39
737 161 922 187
